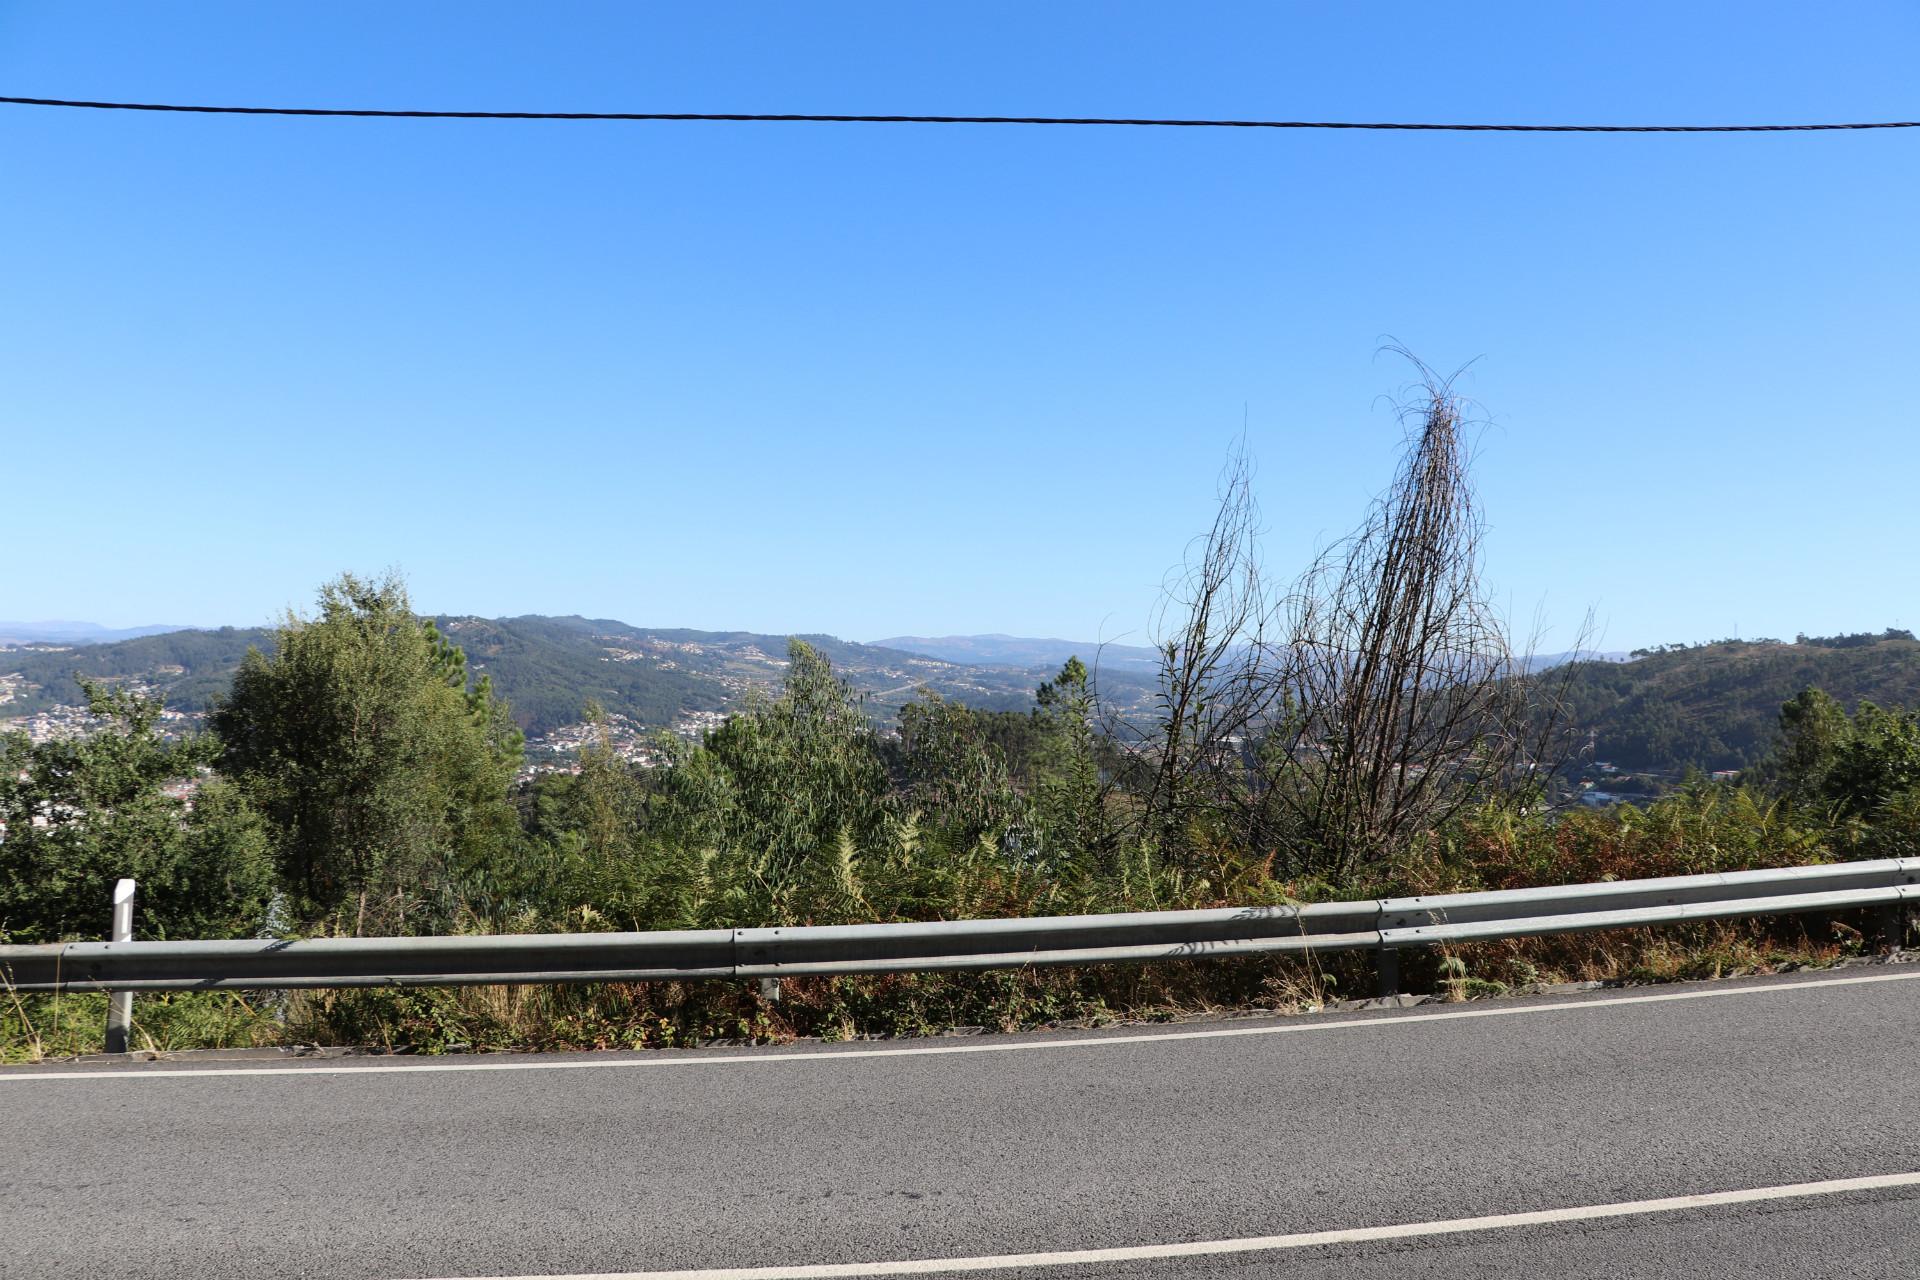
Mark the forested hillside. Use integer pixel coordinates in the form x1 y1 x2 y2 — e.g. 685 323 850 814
1 614 1150 736
1558 631 1920 773
0 627 268 718
9 617 1917 772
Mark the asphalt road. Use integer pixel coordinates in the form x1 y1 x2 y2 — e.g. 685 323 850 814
4 966 1919 1279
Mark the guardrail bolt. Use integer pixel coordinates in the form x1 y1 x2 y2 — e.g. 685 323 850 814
104 878 136 1055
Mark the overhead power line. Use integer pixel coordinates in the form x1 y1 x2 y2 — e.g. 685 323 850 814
2 95 1916 133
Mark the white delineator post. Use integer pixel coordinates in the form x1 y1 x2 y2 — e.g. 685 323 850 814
104 878 136 1055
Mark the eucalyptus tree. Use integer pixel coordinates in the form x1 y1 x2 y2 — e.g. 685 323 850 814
649 639 893 924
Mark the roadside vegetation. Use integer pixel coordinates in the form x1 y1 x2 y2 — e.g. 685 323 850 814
5 363 1916 1060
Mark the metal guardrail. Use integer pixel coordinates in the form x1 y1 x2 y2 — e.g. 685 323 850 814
2 859 1914 1011
0 902 1379 991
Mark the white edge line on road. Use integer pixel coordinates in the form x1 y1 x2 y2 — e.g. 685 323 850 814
6 967 1919 1082
411 1170 1920 1280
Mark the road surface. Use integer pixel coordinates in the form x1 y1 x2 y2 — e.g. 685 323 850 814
4 965 1918 1278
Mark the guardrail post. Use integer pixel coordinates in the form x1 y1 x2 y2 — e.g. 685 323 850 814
1376 944 1399 998
104 878 136 1054
1874 903 1907 952
758 977 782 1002
1373 899 1401 998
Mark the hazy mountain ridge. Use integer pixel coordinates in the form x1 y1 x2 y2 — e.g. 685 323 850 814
880 635 1627 674
872 634 1161 669
0 621 196 645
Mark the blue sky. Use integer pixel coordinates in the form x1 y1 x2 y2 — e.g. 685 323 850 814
2 3 1914 652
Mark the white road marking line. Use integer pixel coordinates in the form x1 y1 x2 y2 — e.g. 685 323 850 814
403 1170 1920 1279
5 967 1918 1083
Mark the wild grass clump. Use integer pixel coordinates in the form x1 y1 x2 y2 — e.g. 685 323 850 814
1 989 281 1062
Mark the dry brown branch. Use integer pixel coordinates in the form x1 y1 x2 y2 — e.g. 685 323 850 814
1137 353 1587 880
1252 351 1582 877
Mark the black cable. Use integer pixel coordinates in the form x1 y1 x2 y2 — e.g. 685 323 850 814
2 95 1915 132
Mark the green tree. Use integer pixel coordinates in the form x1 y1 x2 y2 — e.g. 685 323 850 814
1764 690 1920 860
213 573 524 931
1821 701 1920 821
1769 690 1920 818
1771 688 1851 802
0 683 273 942
562 704 645 865
1030 657 1105 864
650 640 891 924
425 618 526 764
895 691 1028 849
530 702 657 927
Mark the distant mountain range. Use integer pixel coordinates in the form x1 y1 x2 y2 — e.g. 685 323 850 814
6 620 1916 777
0 617 1159 739
0 621 195 646
871 634 1160 670
876 635 1630 674
1525 649 1631 672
